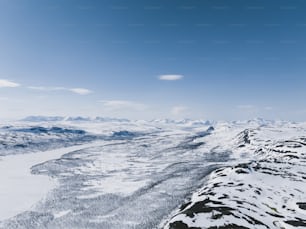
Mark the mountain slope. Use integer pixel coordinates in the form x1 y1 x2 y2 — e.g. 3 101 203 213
164 124 306 229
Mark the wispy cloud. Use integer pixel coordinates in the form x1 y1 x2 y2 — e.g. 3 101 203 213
0 79 20 88
28 86 65 91
171 106 189 116
28 86 92 95
99 100 147 111
69 88 92 95
158 74 184 81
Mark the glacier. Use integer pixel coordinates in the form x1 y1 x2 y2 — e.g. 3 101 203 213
0 117 305 228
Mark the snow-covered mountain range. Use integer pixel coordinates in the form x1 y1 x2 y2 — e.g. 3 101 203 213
0 117 305 228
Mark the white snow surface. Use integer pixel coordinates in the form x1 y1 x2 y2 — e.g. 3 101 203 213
164 121 306 229
0 141 106 221
0 117 305 229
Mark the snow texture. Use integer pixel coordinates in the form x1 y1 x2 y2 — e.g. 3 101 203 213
0 117 305 229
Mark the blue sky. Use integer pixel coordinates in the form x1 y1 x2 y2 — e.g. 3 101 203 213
1 0 306 120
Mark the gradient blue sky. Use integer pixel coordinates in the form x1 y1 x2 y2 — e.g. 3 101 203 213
1 0 306 120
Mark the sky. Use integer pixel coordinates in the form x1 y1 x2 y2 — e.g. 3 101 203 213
1 0 306 121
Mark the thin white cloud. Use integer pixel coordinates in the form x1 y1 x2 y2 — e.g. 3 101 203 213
28 86 48 91
0 79 20 88
69 88 92 95
27 86 65 91
171 106 189 116
158 74 184 81
99 100 147 111
28 86 92 95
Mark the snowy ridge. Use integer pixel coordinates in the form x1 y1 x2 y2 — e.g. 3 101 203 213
0 123 148 156
20 116 213 126
0 125 96 156
164 123 306 229
21 116 131 123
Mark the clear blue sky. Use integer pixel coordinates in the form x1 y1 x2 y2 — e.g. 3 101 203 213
1 0 306 120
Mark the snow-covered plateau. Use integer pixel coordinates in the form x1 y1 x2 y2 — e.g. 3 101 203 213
0 117 305 229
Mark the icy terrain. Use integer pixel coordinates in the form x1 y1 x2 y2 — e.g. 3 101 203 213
164 121 306 229
0 117 305 228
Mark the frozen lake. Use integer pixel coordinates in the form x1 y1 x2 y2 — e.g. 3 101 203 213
0 142 106 221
